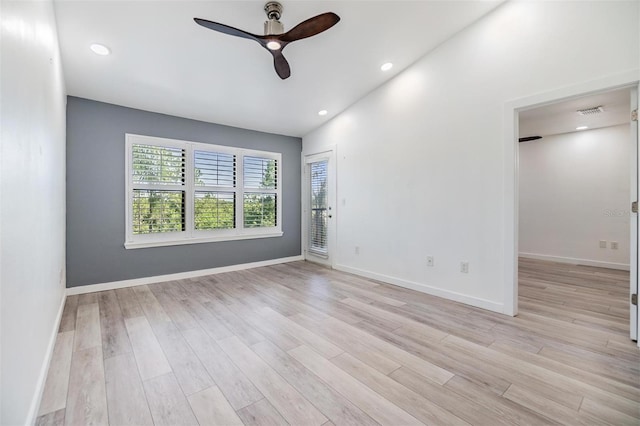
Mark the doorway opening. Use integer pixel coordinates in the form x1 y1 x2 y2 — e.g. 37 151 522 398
513 85 639 344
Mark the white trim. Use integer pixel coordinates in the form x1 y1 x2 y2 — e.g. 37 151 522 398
66 255 304 295
503 69 640 317
334 264 504 314
124 231 283 249
630 86 639 343
519 252 630 271
26 291 67 425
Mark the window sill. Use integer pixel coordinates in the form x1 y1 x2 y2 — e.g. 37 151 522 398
124 231 283 249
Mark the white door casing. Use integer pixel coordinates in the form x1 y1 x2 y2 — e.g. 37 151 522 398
630 86 639 342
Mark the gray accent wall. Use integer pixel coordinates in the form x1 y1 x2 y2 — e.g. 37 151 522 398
66 97 301 287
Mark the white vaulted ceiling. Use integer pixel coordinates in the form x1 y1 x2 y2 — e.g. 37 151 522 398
54 0 502 137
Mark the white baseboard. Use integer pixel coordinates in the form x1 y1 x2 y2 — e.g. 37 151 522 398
519 252 630 271
67 255 304 295
26 289 67 425
333 264 504 314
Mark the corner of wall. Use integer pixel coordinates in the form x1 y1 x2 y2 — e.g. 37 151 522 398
25 292 67 425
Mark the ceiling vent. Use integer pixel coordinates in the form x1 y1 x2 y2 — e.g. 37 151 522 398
576 106 604 115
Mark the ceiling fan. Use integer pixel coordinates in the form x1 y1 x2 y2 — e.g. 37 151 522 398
194 2 340 80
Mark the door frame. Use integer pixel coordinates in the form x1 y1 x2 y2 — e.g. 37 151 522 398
503 71 639 346
630 86 639 341
302 148 336 267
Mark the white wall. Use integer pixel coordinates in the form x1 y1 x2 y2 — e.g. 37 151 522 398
519 125 631 269
303 1 639 313
1 0 67 424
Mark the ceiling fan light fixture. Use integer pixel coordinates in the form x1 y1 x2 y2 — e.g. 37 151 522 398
380 62 393 71
266 40 282 50
90 43 110 56
318 110 328 116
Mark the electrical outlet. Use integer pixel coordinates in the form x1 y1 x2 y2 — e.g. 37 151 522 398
611 241 619 250
355 246 360 255
426 256 434 267
599 240 607 248
460 261 469 273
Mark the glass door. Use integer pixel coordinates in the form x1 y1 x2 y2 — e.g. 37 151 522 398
309 159 328 256
305 150 334 266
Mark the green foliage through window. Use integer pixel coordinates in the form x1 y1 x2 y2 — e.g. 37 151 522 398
244 193 277 228
132 190 185 234
195 192 235 230
132 144 185 185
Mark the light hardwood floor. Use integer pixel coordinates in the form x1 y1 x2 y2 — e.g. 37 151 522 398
36 259 640 425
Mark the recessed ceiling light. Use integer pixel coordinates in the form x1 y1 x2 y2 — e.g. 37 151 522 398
380 62 393 71
318 110 328 116
266 41 281 50
576 126 589 131
90 43 110 56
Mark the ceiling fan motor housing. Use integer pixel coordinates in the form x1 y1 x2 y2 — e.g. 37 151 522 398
264 2 284 34
264 19 284 35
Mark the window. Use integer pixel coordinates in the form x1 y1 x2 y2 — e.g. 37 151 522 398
243 156 278 228
125 134 282 249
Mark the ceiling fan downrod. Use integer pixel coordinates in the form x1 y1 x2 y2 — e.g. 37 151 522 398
264 2 284 35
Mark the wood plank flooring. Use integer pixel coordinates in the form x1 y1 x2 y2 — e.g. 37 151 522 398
37 259 639 425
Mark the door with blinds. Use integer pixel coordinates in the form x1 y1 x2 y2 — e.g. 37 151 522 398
304 151 335 266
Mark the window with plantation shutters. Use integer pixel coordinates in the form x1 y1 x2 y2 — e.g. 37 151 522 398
194 150 236 230
131 144 186 235
243 156 277 228
125 134 282 249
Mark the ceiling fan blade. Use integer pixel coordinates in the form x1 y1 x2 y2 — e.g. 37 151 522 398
270 50 291 79
194 18 262 43
279 12 340 43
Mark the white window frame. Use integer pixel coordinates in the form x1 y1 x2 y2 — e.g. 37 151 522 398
125 133 282 249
